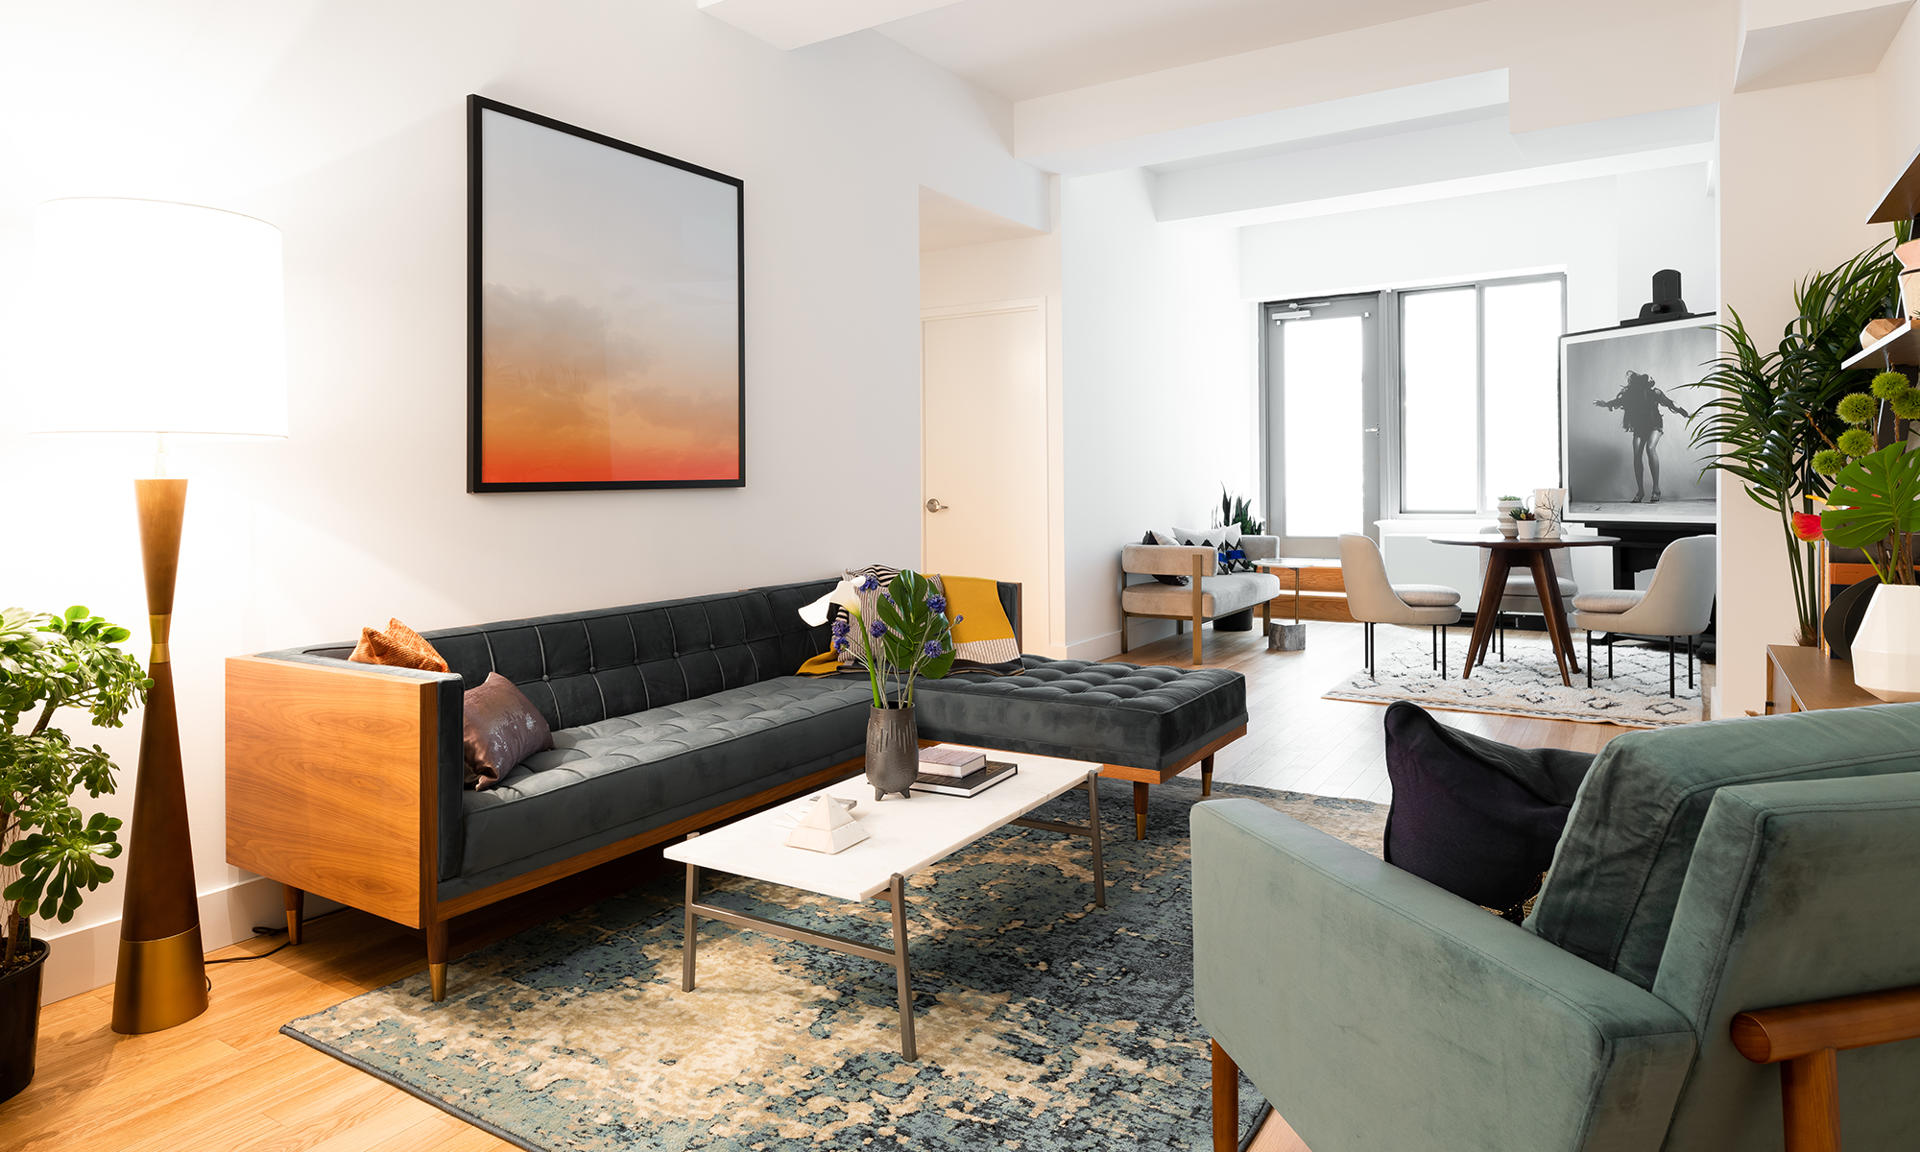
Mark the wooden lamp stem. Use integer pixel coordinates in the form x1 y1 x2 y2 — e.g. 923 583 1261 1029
110 477 209 1034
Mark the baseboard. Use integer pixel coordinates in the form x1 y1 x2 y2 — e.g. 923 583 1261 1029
1068 630 1128 661
36 874 339 1006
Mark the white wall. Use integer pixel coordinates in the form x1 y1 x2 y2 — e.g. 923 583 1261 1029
920 225 1067 655
1239 166 1719 333
0 0 1047 1002
1058 170 1256 656
1714 74 1893 715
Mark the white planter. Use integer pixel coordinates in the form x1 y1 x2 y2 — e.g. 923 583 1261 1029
1515 520 1541 540
1496 500 1523 537
1852 583 1920 702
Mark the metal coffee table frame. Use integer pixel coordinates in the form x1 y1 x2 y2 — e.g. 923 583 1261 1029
677 769 1105 1061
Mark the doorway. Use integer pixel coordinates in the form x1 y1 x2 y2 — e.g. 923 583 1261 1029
921 301 1049 646
1263 295 1383 555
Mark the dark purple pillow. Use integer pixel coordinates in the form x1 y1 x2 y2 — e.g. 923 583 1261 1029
462 672 552 789
1382 702 1594 919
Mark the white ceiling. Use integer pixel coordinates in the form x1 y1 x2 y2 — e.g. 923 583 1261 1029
875 0 1485 101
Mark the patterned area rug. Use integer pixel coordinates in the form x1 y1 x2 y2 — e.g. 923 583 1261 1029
1325 629 1703 727
283 779 1385 1152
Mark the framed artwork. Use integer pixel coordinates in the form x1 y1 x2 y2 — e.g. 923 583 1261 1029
1560 313 1718 519
468 95 744 491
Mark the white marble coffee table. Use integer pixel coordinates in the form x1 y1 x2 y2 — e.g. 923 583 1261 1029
663 750 1106 1060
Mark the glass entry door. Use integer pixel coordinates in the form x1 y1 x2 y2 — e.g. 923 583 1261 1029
1263 295 1381 556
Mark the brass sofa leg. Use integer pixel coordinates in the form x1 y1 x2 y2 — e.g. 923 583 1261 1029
1133 782 1149 841
1212 1040 1240 1152
283 884 304 945
427 920 449 1002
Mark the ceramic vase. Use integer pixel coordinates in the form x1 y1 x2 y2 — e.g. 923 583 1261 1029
1496 500 1523 537
865 704 919 799
1516 520 1541 540
0 939 47 1103
1851 583 1920 702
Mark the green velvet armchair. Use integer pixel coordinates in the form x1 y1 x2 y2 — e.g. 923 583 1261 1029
1194 704 1920 1152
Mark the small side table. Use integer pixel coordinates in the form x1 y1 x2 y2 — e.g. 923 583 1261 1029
1256 557 1338 651
1765 644 1881 713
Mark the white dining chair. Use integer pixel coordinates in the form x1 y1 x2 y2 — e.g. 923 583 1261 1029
1571 535 1717 696
1339 534 1463 677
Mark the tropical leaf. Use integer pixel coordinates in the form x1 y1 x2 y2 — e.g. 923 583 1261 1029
1819 444 1920 551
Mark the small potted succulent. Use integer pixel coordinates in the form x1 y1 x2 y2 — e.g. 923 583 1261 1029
1 606 148 1102
1495 496 1525 537
1510 507 1541 540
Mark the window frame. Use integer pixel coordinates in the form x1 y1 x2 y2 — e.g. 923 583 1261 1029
1387 272 1568 518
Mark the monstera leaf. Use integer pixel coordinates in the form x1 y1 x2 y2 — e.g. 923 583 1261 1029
1820 444 1920 554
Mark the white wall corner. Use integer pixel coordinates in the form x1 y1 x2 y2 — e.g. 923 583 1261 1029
696 0 966 51
1735 0 1916 92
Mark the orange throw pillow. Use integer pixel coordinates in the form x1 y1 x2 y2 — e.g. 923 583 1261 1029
349 618 449 673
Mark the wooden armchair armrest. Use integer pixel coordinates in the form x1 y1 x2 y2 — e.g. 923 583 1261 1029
1730 984 1920 1152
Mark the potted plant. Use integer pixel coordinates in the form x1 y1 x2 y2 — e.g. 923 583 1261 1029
1816 371 1920 699
1495 496 1525 537
804 573 955 799
1216 486 1265 536
1510 507 1540 540
1692 229 1908 645
1 605 148 1101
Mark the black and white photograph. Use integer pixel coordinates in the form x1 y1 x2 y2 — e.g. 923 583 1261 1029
1560 314 1717 518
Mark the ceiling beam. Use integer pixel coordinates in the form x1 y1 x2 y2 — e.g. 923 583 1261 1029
696 0 966 51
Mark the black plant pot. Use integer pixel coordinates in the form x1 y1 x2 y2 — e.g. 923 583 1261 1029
1214 608 1255 632
1824 576 1882 661
865 705 918 800
1 939 49 1104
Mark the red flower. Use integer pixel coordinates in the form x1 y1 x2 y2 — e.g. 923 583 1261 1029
1792 512 1824 542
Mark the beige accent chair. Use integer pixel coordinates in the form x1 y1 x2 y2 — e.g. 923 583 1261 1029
1339 534 1462 677
1120 535 1282 665
1572 534 1717 696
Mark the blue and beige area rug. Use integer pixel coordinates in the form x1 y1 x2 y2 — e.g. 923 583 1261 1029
283 780 1384 1152
1325 629 1703 728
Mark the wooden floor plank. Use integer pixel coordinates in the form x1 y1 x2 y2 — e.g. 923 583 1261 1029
2 619 1635 1152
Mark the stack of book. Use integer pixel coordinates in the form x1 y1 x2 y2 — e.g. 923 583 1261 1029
912 744 1017 797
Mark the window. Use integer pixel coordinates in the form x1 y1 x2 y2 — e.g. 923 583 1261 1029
1396 275 1565 514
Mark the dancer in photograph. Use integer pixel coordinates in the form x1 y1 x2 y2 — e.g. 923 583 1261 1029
1593 369 1690 503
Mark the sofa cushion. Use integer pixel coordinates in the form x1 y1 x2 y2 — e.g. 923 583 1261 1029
1122 572 1280 619
1383 702 1592 916
1527 702 1920 989
914 657 1245 771
1572 588 1645 614
458 677 869 878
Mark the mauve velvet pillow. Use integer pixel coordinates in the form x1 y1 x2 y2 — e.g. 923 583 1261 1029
1382 701 1595 919
462 673 552 789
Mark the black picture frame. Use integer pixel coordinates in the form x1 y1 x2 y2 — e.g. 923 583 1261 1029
1558 312 1718 518
467 94 745 492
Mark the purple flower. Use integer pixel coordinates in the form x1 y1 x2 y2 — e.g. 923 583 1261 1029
833 635 848 652
922 639 944 658
858 574 881 593
830 617 850 638
868 620 887 638
926 594 947 615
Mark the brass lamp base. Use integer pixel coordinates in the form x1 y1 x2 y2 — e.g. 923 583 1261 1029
110 925 209 1034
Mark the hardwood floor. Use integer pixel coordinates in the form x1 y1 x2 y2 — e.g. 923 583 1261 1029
1 620 1631 1152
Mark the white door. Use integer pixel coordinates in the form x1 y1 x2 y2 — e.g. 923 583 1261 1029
921 303 1048 648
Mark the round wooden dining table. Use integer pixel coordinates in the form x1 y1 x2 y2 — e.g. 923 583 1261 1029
1429 534 1619 686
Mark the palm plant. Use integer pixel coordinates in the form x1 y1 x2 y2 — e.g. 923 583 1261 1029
1690 230 1907 645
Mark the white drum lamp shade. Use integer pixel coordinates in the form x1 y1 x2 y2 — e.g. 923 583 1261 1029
33 197 287 437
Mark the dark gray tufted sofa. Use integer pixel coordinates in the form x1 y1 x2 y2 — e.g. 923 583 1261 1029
225 577 1247 1000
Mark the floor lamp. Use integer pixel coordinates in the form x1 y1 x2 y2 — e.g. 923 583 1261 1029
34 198 287 1034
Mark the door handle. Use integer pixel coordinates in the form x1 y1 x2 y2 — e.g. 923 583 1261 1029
925 498 948 513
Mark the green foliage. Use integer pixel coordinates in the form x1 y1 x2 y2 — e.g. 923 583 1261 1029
872 570 956 705
1872 370 1912 401
0 606 148 969
1837 392 1879 426
1509 507 1534 520
1821 445 1920 583
1689 232 1905 643
1217 486 1264 536
1813 448 1847 477
1839 427 1879 457
1894 392 1920 421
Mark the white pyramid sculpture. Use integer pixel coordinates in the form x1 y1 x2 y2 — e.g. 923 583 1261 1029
786 795 870 854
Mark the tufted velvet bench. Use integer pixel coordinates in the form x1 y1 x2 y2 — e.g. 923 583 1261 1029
225 577 1248 999
915 658 1246 840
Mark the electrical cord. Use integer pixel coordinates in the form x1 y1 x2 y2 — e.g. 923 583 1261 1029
201 907 347 991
